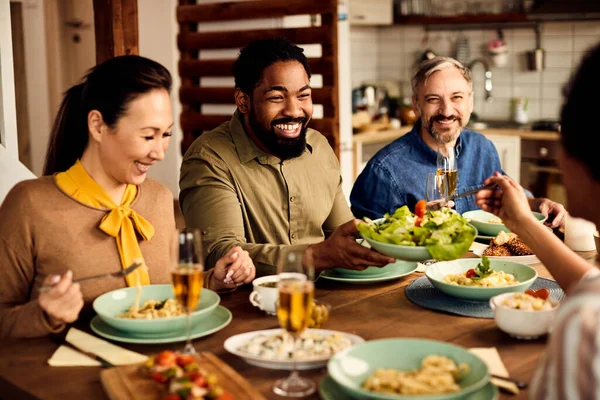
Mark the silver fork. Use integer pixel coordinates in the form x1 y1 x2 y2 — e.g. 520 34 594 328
39 261 143 293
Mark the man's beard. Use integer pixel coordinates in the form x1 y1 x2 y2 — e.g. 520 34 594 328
424 114 464 144
248 108 309 160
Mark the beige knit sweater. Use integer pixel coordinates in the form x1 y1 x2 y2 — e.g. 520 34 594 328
0 177 177 338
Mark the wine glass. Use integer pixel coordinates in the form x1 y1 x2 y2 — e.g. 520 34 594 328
436 145 457 198
426 172 449 211
273 248 316 397
171 228 204 355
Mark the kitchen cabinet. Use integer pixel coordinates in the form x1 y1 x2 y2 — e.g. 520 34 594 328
349 0 393 25
485 134 521 184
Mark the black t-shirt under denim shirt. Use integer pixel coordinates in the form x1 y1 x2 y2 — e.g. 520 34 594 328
350 121 504 219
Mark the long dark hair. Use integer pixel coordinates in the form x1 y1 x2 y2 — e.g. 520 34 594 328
560 42 600 180
43 55 172 175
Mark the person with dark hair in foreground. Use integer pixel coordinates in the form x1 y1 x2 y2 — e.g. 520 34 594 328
0 55 254 339
180 38 395 275
476 42 600 399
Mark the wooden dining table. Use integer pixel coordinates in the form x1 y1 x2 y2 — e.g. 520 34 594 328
1 250 597 400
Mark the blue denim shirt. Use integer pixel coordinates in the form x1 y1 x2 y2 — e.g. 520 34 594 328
350 122 504 219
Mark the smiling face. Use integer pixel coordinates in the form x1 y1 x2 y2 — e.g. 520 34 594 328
237 60 313 159
413 66 474 146
92 88 173 186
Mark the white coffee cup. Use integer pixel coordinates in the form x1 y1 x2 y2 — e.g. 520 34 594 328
564 215 597 252
249 273 308 315
249 275 279 315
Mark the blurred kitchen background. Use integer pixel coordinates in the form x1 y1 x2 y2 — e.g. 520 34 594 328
348 0 600 207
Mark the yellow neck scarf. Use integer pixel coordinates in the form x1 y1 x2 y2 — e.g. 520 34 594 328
55 160 153 286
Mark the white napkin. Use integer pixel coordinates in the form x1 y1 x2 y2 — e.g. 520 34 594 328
469 241 488 253
48 345 101 367
470 347 519 395
47 328 148 367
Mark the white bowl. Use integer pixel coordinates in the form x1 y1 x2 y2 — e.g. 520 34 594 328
489 292 560 339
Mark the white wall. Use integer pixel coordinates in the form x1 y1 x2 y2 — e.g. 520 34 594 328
1 0 36 203
137 0 181 197
21 0 51 176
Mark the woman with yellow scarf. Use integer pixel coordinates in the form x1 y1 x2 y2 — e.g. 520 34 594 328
0 56 255 338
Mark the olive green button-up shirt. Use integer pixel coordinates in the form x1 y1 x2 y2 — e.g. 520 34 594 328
179 111 353 276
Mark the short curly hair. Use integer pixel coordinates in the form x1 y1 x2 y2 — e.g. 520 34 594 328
232 37 311 95
561 42 600 180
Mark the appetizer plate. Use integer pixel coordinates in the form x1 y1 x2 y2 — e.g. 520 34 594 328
426 259 537 301
319 375 499 400
90 306 232 344
473 246 540 265
93 284 220 334
463 210 546 237
327 338 489 400
321 261 418 284
224 328 364 370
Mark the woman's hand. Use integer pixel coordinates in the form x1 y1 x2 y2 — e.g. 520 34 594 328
38 270 84 324
210 246 255 291
475 172 538 233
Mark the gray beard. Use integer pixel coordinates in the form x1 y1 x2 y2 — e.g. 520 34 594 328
427 124 462 144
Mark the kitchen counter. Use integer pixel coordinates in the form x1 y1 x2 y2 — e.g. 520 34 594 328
353 126 560 145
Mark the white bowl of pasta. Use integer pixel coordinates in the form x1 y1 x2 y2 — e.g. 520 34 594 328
93 284 220 334
490 291 560 339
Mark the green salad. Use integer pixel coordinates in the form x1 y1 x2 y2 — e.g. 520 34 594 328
357 206 476 261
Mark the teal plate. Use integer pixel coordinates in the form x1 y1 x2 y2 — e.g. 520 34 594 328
320 261 418 284
319 374 499 400
90 306 232 344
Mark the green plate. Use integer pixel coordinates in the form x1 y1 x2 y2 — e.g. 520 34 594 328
321 261 418 284
463 210 546 236
93 284 220 334
319 374 498 400
328 338 489 400
90 306 232 344
425 258 537 300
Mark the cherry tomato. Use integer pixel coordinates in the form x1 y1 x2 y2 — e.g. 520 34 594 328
162 394 180 400
415 200 427 218
151 371 168 384
193 375 208 388
526 288 550 300
535 288 550 300
156 350 177 367
217 393 235 400
465 269 477 278
176 354 194 367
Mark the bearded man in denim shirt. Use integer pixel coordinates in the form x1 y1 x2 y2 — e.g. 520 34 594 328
350 57 566 228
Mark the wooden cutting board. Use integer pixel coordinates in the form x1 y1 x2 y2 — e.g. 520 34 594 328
101 352 266 400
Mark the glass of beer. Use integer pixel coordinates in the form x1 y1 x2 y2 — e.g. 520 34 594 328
272 248 316 397
426 172 449 211
171 228 204 355
436 145 457 197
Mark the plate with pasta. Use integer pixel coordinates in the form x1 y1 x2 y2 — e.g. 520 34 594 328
93 284 220 334
327 338 489 399
425 257 537 301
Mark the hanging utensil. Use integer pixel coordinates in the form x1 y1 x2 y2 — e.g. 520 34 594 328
527 23 545 71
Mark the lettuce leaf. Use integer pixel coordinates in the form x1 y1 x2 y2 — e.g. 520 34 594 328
358 206 475 261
